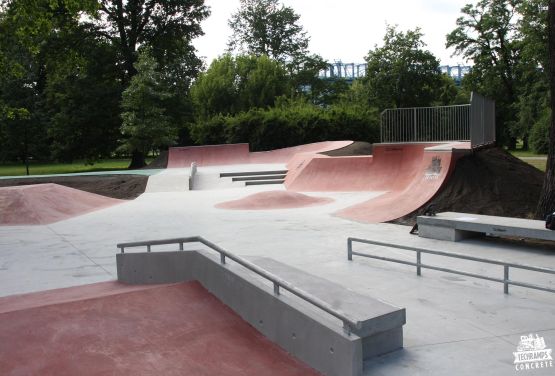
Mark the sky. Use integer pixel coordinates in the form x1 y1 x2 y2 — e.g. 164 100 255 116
193 0 473 68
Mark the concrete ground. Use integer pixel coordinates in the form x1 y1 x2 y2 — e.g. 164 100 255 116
1 164 554 376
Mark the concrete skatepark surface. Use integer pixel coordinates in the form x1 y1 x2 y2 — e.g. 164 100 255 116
0 281 318 375
0 141 554 375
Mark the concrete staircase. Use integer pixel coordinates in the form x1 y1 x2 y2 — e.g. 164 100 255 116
220 170 288 186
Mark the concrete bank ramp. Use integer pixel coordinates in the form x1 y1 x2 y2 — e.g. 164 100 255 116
0 183 123 225
0 281 317 376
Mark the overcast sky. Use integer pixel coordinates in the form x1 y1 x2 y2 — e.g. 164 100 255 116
193 0 473 68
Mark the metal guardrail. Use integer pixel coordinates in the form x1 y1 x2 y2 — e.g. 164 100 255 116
347 237 555 295
380 104 471 143
117 236 362 334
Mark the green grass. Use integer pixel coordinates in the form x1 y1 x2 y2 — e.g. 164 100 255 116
0 159 152 177
509 149 547 158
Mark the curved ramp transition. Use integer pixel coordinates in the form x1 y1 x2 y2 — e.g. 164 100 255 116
216 190 334 210
0 281 318 376
0 183 123 225
167 141 352 168
285 143 470 223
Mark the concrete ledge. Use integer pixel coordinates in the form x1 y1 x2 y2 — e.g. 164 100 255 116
116 250 405 376
418 212 555 242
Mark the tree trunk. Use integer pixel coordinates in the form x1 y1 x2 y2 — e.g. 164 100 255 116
128 150 146 169
536 1 555 219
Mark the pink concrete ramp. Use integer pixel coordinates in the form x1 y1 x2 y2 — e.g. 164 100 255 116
216 190 334 210
0 281 318 376
167 141 352 168
0 183 123 225
285 143 470 223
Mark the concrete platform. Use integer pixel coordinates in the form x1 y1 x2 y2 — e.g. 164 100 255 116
418 212 555 242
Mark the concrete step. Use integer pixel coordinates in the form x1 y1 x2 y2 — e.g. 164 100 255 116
245 180 285 186
220 170 288 178
232 175 287 182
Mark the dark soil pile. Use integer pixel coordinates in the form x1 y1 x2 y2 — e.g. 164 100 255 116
0 175 148 200
395 147 545 225
321 141 373 156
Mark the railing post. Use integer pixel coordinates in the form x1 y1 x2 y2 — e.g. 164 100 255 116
414 108 417 141
343 321 352 336
119 246 124 254
417 251 422 276
273 282 280 295
347 238 353 261
504 265 509 294
220 253 226 264
147 245 151 252
179 242 183 251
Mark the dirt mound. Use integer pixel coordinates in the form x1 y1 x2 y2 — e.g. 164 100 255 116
321 141 373 156
216 190 334 210
395 147 544 225
0 183 123 225
0 174 148 200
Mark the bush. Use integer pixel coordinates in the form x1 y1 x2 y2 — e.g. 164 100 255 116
530 107 551 154
190 100 380 150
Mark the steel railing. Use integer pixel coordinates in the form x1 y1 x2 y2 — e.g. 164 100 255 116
347 237 555 295
380 104 471 143
117 236 362 334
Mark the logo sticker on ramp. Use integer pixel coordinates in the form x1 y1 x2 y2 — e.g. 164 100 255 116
513 333 553 372
424 156 442 180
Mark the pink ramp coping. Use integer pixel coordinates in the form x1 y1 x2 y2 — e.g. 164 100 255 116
0 183 123 225
216 190 334 210
285 142 470 223
167 141 352 167
0 281 319 376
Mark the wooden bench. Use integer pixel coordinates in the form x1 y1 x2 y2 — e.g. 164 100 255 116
417 212 555 242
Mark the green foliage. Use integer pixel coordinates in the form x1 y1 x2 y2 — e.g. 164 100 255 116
363 25 444 110
530 107 551 154
446 0 548 148
120 50 177 156
227 0 309 64
191 99 380 151
190 54 288 118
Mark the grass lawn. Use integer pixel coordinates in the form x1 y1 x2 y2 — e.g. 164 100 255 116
0 159 152 177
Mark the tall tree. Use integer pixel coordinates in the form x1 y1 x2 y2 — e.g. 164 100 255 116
446 0 522 148
120 49 176 169
363 25 444 110
94 0 209 83
227 0 309 64
536 0 555 219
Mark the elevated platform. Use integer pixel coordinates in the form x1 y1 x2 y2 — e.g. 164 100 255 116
116 246 406 376
418 212 555 242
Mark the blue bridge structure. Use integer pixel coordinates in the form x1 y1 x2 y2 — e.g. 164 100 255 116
318 62 471 86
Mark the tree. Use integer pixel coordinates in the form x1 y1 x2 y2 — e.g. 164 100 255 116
120 49 176 168
363 25 444 110
190 54 288 118
536 0 555 219
227 0 309 64
447 0 523 148
94 0 209 83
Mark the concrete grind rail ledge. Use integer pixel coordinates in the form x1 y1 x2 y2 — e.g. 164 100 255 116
116 244 405 376
417 212 555 242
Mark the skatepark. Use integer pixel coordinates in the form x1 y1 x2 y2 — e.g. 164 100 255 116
1 96 554 375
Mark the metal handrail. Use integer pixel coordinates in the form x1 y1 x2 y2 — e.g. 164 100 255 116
117 236 361 334
347 237 555 295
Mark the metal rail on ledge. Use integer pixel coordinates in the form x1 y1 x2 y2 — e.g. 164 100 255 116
117 236 361 334
347 237 555 295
